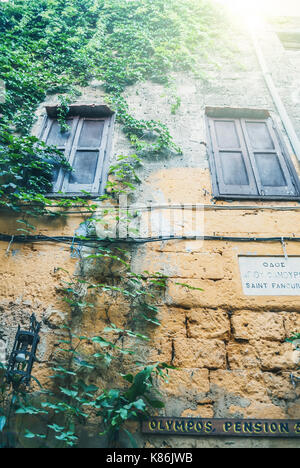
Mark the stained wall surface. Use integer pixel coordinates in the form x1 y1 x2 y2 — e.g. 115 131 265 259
1 14 300 448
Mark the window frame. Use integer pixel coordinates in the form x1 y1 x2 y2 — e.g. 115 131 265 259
276 31 300 51
39 107 115 198
205 110 300 201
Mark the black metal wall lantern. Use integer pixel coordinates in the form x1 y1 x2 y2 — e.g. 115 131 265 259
5 314 41 388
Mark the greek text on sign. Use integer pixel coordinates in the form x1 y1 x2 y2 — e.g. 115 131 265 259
239 256 300 296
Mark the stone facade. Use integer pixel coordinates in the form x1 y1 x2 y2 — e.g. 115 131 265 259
1 10 300 448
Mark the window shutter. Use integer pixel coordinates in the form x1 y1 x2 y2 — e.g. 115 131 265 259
207 113 300 200
41 117 79 192
208 117 258 196
61 118 110 195
241 118 298 197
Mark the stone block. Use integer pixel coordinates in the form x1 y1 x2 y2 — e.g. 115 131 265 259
187 309 230 340
148 337 173 364
159 368 210 402
154 307 187 338
287 402 300 418
229 402 287 419
43 307 67 328
181 405 214 418
231 312 285 341
167 279 222 308
254 340 297 371
173 338 226 369
283 312 300 339
263 372 299 400
210 370 269 402
136 252 225 280
227 342 260 369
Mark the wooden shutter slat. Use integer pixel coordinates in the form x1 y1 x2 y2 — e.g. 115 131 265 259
214 119 241 149
62 118 84 193
209 117 258 196
46 119 73 147
91 119 110 193
244 120 275 150
40 117 79 193
241 118 297 197
78 119 105 148
254 152 287 187
54 117 79 193
62 117 110 194
69 150 99 184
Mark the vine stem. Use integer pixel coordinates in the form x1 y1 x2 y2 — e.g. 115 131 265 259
5 235 14 257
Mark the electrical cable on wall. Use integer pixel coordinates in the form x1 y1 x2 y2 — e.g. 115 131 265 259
0 233 300 248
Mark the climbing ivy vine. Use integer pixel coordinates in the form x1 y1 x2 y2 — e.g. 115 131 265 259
0 0 228 209
0 0 229 448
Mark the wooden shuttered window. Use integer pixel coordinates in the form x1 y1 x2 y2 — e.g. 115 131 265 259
207 115 300 200
41 116 113 195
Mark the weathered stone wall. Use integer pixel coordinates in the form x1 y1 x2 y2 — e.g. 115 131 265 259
1 14 300 448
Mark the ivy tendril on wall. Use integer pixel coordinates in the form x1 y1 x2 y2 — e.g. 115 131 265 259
0 0 229 447
0 0 228 211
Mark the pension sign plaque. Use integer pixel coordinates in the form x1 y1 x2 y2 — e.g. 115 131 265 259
239 256 300 295
142 418 300 438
